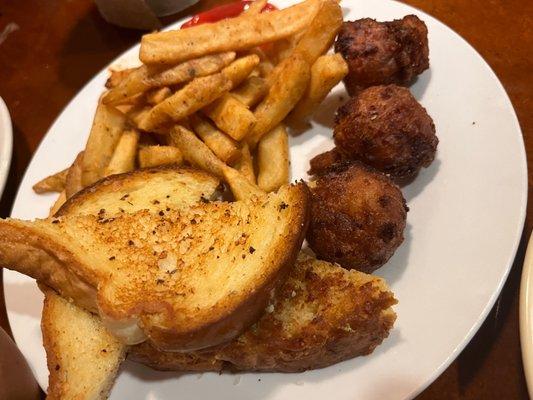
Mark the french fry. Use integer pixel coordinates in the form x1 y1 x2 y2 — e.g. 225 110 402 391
288 53 348 123
138 72 232 132
248 54 310 148
50 191 67 216
128 106 150 127
257 125 290 192
235 143 255 183
105 68 136 89
103 53 236 106
33 168 68 194
222 165 265 201
170 125 227 178
194 55 260 141
169 125 264 201
129 106 170 134
257 60 275 79
269 33 303 64
138 145 183 168
246 0 342 146
115 101 142 115
221 54 260 88
203 94 257 141
81 101 126 187
190 114 241 165
245 48 274 79
66 152 85 198
146 87 172 105
103 66 152 105
104 130 140 176
139 0 319 64
244 0 267 14
291 0 342 65
230 76 267 107
145 52 236 87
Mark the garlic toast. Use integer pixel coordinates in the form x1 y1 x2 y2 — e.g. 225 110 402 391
0 168 310 351
42 287 126 400
130 253 397 372
41 166 221 398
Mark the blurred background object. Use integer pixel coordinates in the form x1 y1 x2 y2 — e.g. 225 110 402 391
94 0 200 29
0 327 40 400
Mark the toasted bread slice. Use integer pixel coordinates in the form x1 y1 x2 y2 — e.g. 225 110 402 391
41 167 220 398
130 253 397 372
42 287 127 400
0 168 309 350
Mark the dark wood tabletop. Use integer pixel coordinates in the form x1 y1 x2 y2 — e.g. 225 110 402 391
0 0 531 398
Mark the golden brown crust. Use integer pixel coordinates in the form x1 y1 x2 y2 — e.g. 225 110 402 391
308 147 345 176
57 165 219 217
306 162 407 272
129 254 397 372
129 345 224 372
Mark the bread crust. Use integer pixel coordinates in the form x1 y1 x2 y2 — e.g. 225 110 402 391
56 165 220 217
0 222 99 312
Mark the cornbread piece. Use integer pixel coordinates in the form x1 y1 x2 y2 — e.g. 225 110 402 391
335 15 429 95
334 85 438 179
0 169 309 351
42 288 126 400
307 162 407 273
130 253 397 372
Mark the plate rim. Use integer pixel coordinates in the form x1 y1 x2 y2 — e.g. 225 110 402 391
520 232 533 398
0 96 13 198
3 0 529 398
389 4 528 398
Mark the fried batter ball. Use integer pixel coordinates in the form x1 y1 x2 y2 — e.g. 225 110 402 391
335 15 429 95
333 84 438 179
307 162 407 273
308 148 344 176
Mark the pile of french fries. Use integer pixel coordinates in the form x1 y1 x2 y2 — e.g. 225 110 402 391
33 0 348 210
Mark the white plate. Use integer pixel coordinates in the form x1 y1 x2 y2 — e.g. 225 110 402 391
520 233 533 398
0 96 13 198
4 0 527 399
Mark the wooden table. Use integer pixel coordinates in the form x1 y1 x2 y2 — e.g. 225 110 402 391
0 0 531 398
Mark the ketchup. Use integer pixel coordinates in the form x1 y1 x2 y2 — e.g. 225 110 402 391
181 1 277 29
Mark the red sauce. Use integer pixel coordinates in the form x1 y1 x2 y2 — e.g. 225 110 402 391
181 1 277 29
